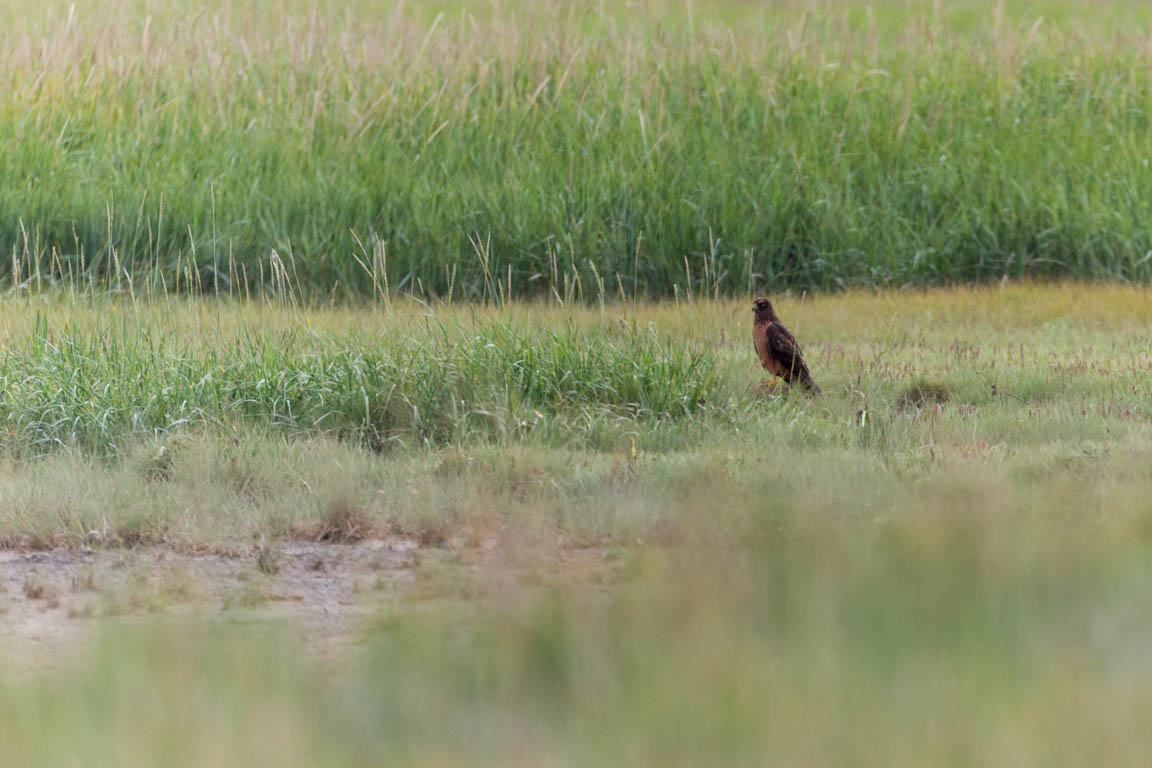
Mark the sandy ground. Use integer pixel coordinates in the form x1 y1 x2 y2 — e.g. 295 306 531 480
0 537 615 674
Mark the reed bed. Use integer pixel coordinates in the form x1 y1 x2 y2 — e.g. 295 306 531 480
5 0 1152 299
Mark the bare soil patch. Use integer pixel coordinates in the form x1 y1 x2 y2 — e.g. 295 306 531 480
0 537 617 673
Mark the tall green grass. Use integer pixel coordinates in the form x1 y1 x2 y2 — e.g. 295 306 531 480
6 0 1152 300
0 305 715 454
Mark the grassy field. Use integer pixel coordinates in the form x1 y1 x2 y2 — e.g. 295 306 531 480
1 284 1152 763
6 0 1152 763
7 0 1152 297
0 282 1149 547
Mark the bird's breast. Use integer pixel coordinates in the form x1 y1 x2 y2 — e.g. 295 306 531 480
753 323 784 375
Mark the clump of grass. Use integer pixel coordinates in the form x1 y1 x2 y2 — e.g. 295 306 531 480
0 312 717 455
22 569 61 608
390 516 454 549
307 493 381 544
898 381 951 410
254 542 282 576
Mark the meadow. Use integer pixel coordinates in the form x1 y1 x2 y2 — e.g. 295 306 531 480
1 284 1152 764
4 0 1152 764
0 282 1147 547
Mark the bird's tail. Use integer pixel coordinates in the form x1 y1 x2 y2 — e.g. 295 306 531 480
783 353 821 395
791 367 820 395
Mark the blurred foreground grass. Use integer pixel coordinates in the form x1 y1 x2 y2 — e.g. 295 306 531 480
6 501 1152 766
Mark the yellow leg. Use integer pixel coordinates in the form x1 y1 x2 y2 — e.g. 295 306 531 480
755 378 782 395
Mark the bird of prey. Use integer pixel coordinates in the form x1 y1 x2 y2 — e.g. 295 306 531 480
752 297 820 394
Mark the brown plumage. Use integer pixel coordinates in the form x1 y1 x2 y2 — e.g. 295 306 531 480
752 297 820 394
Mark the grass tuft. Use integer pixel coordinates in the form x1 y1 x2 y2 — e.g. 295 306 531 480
898 381 952 410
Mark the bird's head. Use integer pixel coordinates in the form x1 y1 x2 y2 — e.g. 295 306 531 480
752 297 775 319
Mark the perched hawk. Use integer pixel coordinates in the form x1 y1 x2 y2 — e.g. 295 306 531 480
752 297 820 394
